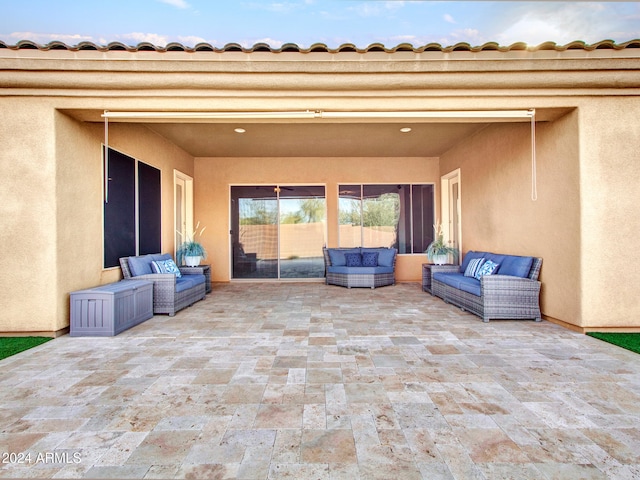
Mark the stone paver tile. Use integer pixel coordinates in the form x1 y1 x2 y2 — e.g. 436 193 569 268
1 283 639 479
300 429 357 464
126 431 199 465
254 404 303 429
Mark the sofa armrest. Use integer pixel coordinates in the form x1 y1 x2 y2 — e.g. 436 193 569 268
430 265 460 275
481 275 541 297
124 273 176 295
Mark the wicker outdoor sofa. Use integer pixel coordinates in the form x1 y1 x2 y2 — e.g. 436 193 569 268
120 253 206 316
323 247 397 289
431 250 542 322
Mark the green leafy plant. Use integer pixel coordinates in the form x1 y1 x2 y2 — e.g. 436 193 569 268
176 222 207 265
426 222 459 262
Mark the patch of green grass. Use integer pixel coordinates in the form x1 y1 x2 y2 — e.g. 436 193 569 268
586 332 640 355
0 337 53 361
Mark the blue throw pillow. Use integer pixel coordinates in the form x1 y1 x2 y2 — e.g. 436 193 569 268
460 251 486 273
475 260 499 280
152 259 182 277
361 251 379 267
464 258 485 278
345 253 363 267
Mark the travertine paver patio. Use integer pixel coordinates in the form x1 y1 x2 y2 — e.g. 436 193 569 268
1 282 639 479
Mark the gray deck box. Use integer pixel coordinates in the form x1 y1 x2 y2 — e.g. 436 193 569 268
70 280 153 336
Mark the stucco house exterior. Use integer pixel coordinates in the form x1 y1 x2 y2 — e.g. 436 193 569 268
1 39 639 336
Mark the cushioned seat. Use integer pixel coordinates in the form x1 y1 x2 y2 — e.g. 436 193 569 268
431 250 542 323
433 272 481 297
323 247 397 289
120 253 207 316
175 274 206 293
327 266 395 275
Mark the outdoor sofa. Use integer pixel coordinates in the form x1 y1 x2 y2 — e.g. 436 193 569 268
120 253 206 316
431 250 542 322
323 247 397 289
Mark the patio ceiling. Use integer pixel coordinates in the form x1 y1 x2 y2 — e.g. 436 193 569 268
144 122 487 157
65 107 570 158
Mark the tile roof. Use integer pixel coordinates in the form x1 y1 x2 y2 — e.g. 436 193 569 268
1 39 639 53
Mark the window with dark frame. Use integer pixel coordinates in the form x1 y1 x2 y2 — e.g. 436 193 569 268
338 184 434 254
103 147 161 268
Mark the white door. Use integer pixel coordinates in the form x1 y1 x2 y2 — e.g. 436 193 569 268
174 171 193 258
449 175 461 252
441 169 462 259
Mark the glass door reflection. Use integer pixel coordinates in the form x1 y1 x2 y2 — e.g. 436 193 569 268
231 185 326 279
231 186 278 279
278 186 326 279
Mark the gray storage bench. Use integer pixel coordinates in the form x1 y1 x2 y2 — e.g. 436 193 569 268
70 280 153 336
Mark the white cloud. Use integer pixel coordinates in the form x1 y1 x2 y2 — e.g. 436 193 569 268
388 34 419 45
443 13 456 24
157 0 190 9
239 37 285 48
177 35 209 46
5 32 94 45
435 28 484 48
493 3 635 46
349 0 407 17
117 32 170 46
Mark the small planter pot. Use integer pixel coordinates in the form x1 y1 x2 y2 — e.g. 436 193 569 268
431 254 448 265
184 255 202 267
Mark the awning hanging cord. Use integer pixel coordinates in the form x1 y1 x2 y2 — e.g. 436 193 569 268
530 109 537 201
104 110 109 203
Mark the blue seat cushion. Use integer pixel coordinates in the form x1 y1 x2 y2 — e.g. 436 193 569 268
484 253 507 270
458 277 482 296
433 272 464 289
175 274 205 293
433 272 481 297
459 251 486 273
128 255 154 276
327 248 360 266
362 248 396 267
499 255 534 278
151 253 172 263
327 266 394 275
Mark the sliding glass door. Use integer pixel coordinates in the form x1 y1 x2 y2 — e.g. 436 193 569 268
231 185 326 279
279 186 326 279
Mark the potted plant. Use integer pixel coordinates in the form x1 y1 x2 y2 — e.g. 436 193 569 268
177 222 207 267
426 222 459 265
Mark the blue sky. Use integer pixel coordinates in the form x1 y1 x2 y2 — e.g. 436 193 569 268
1 1 638 48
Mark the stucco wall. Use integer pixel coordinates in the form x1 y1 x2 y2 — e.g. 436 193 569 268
0 99 59 333
439 111 582 327
194 156 440 283
0 108 195 334
51 115 194 333
579 98 640 328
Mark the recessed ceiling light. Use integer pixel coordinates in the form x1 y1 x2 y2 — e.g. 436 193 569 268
234 128 246 133
400 127 412 133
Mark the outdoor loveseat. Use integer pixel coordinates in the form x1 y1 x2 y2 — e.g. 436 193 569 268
431 250 542 322
323 247 397 289
120 253 206 316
